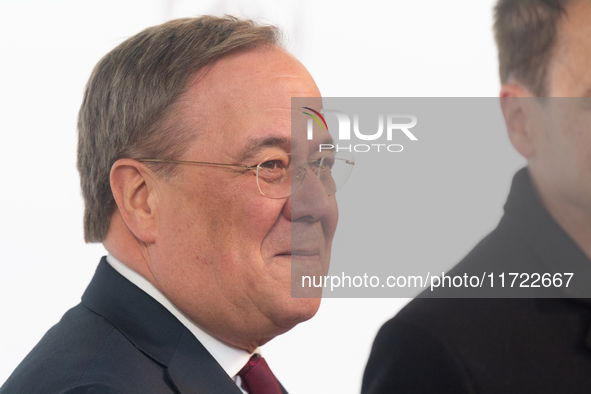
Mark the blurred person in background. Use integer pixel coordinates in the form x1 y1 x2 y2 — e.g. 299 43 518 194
362 1 591 392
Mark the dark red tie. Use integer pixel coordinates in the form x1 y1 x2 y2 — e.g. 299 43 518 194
237 355 283 394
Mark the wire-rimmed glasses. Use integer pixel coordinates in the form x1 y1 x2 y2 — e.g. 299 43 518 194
138 151 355 199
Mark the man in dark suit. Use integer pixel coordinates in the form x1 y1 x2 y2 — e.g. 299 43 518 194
362 0 591 392
1 16 345 394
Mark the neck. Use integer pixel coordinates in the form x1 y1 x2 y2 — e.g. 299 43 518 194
102 211 160 288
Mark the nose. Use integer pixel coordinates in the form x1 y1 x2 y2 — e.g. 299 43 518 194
283 166 335 222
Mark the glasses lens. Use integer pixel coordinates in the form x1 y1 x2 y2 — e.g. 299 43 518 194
256 154 292 198
317 152 355 195
256 152 355 198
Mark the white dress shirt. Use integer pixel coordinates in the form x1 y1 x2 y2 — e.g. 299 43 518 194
106 254 258 393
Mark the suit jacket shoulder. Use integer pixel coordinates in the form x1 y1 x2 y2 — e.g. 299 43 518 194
1 258 243 394
362 169 591 393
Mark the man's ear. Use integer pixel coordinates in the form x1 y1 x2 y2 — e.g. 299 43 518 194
499 83 537 159
110 159 158 243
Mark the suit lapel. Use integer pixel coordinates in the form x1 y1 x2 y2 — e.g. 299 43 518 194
166 329 243 394
82 258 243 394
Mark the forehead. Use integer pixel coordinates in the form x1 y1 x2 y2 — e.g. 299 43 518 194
179 46 321 158
547 0 591 96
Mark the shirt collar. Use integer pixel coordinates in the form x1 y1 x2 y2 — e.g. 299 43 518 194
106 254 259 378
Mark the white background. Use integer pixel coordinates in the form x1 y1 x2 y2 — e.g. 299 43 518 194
0 0 520 392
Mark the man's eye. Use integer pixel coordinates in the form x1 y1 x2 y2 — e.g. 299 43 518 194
259 160 283 170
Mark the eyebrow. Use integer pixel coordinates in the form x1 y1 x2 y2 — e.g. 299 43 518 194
237 136 290 163
236 135 336 163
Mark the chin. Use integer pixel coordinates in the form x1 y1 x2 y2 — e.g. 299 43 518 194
246 298 322 349
271 297 322 331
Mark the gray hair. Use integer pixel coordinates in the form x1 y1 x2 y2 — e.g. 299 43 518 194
77 16 281 242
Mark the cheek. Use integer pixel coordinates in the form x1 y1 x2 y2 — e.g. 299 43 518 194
211 194 286 268
242 198 290 261
155 177 227 262
322 198 339 245
536 121 591 203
